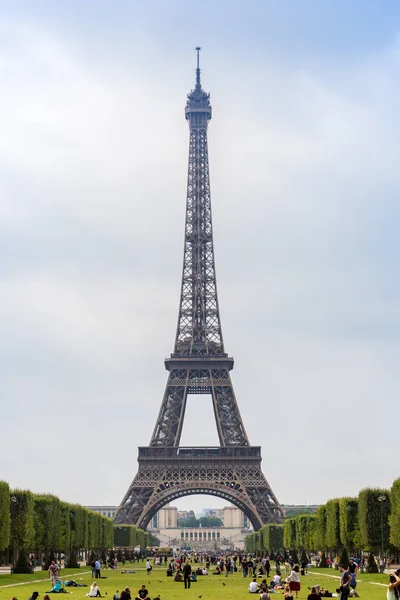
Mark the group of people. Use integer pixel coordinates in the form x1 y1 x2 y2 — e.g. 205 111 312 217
112 585 151 600
248 564 301 598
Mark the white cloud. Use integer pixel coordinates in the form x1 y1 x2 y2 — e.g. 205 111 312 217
1 17 399 512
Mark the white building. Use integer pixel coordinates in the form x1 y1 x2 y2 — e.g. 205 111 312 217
86 505 118 519
149 505 252 550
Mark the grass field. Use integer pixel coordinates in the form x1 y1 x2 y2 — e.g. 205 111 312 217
0 564 389 600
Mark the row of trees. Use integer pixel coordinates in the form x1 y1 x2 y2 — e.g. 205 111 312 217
114 524 151 549
245 479 400 559
0 481 149 572
177 516 223 528
245 524 284 555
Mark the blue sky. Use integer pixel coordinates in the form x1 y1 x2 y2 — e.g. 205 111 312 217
1 1 399 515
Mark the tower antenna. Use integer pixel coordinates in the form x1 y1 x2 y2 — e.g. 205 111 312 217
195 46 201 88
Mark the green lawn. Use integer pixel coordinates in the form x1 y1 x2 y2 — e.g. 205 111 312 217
0 564 390 600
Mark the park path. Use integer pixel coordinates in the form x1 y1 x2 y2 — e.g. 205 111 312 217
0 571 91 589
307 569 386 588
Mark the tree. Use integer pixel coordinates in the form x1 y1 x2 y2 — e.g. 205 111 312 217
315 505 327 550
66 549 79 568
338 546 350 568
264 524 284 554
177 516 200 527
325 499 341 552
358 488 390 552
296 515 310 550
389 479 400 549
59 502 72 556
70 504 89 550
10 490 35 554
284 518 296 550
198 516 223 527
306 515 317 551
0 481 10 551
114 525 137 547
339 498 359 552
33 495 62 559
148 532 160 546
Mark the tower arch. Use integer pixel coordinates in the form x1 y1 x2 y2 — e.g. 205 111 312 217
137 484 263 531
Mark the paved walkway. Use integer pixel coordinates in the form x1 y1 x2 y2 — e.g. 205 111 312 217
0 571 90 589
308 569 386 588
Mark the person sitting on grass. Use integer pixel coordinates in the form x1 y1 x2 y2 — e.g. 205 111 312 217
308 587 321 600
271 574 281 588
213 566 221 575
174 571 183 582
120 587 131 600
283 583 293 600
29 592 39 600
47 582 66 594
249 578 259 593
136 585 150 600
86 582 102 597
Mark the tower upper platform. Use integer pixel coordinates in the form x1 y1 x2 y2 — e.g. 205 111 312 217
185 47 212 123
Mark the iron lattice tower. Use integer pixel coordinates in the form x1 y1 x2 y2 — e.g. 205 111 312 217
114 49 284 530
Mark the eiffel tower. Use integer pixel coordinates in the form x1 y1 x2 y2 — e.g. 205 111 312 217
114 49 284 530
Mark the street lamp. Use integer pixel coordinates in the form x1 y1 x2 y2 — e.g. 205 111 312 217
377 495 386 569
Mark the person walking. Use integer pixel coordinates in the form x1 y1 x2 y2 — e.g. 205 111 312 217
348 559 359 597
288 565 301 599
242 558 248 578
183 560 192 589
48 560 60 586
265 558 271 577
338 565 352 600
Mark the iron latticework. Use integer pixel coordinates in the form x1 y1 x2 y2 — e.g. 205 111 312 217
114 49 283 530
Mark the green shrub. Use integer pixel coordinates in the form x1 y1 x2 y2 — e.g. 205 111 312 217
44 550 56 571
366 552 378 573
0 482 10 552
66 550 79 568
14 551 32 574
319 552 328 568
339 546 350 568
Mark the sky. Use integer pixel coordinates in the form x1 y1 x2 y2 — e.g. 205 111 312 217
1 0 400 518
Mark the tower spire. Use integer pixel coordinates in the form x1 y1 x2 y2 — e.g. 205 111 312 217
195 46 201 88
